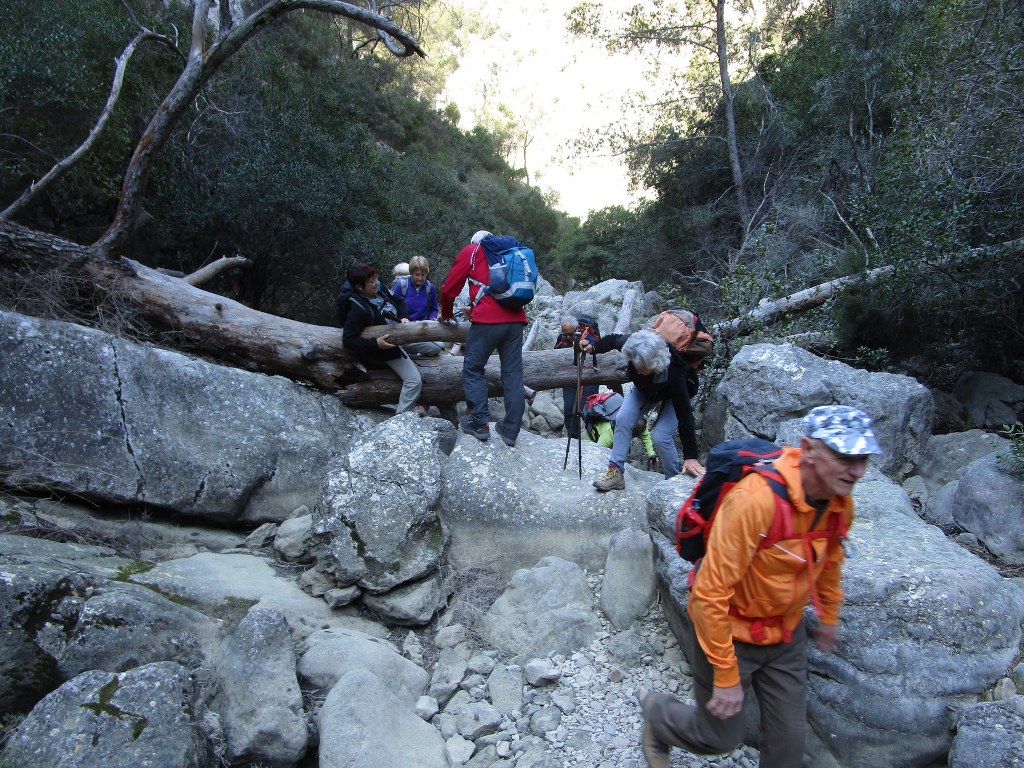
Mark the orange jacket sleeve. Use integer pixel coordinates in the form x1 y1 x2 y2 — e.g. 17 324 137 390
688 479 777 688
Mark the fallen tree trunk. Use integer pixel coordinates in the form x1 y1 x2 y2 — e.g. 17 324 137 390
710 238 1024 340
338 348 628 407
710 266 894 341
0 222 626 403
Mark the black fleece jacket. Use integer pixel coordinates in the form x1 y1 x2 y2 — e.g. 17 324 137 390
592 333 701 460
339 284 409 362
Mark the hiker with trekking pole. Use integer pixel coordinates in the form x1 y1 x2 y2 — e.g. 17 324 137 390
580 308 712 492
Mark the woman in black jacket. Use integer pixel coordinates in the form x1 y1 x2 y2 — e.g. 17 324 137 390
338 263 422 414
581 329 705 491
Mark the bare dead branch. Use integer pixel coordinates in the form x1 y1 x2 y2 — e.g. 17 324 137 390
183 255 252 286
0 28 175 223
92 0 425 257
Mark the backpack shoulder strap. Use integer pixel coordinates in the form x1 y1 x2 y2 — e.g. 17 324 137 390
751 464 794 549
397 277 411 300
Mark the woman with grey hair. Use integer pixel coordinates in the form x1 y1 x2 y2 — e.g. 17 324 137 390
581 328 706 491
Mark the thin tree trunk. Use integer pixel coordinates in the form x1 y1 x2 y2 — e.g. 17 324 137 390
712 265 895 339
716 0 751 230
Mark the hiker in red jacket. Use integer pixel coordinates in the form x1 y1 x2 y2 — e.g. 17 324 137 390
439 230 527 447
640 405 882 768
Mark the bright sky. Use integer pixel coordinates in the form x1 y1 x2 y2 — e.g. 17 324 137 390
436 0 664 220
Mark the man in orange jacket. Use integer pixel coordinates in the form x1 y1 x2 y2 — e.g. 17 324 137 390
641 405 882 768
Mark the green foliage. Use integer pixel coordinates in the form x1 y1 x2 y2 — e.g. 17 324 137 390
115 560 155 581
550 205 654 285
566 0 1023 385
2 2 564 326
997 423 1024 479
0 0 183 237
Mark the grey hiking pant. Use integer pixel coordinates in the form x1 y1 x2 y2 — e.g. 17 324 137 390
609 388 679 477
646 620 808 768
384 353 422 414
462 321 525 441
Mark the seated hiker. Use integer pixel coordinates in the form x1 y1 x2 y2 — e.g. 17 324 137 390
391 255 444 358
581 328 705 491
338 263 422 414
555 315 598 438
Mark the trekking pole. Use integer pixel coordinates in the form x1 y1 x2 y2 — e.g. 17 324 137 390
562 331 585 477
575 349 584 478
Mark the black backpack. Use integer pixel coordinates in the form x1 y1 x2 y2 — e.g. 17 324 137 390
335 282 356 325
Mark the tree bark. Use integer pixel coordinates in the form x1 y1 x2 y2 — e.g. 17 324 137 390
710 265 895 340
8 219 1014 407
89 0 425 256
183 255 252 286
337 349 628 407
715 0 751 231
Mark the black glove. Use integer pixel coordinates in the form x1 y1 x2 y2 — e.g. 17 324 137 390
646 455 660 471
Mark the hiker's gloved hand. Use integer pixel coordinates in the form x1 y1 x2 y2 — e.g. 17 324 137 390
646 455 660 471
438 315 458 325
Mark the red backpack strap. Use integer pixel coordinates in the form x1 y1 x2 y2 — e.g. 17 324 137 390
751 465 793 550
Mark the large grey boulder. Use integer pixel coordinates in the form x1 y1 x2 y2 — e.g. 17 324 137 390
55 581 221 680
599 529 657 629
208 606 307 766
3 661 216 768
951 371 1024 430
647 469 1024 768
310 413 453 594
0 311 368 524
477 557 602 661
297 627 428 709
809 474 1024 767
948 698 1024 768
702 343 933 476
0 534 128 715
441 428 658 571
916 430 1008 493
908 429 1008 523
952 453 1024 564
564 279 653 331
318 667 448 768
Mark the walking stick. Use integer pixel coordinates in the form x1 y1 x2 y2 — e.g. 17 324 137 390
562 331 586 477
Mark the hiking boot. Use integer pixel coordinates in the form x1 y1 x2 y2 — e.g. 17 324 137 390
460 417 489 442
593 466 625 492
496 429 516 448
641 693 670 768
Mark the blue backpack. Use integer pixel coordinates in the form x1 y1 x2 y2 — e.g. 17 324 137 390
470 234 538 308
